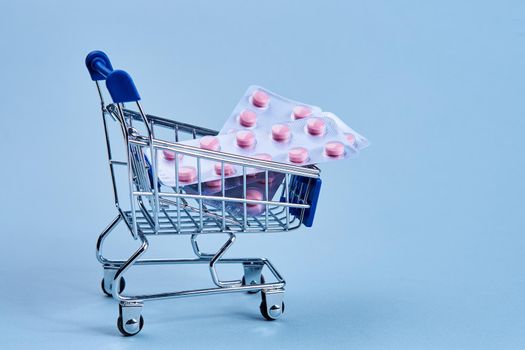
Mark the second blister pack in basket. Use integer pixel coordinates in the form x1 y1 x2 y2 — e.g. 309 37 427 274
155 115 359 187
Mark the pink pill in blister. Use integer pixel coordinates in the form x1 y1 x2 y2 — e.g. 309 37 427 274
178 166 197 183
306 117 326 136
271 124 291 142
288 147 309 163
246 187 265 215
163 150 176 161
199 136 220 151
293 105 312 120
214 162 235 176
246 188 263 207
324 141 345 157
236 130 256 148
257 173 276 184
251 90 269 108
206 179 222 188
239 109 257 127
345 133 356 145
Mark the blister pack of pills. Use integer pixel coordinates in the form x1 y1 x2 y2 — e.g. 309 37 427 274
148 85 369 217
220 85 368 149
211 86 367 217
156 115 357 187
183 172 285 217
219 85 324 135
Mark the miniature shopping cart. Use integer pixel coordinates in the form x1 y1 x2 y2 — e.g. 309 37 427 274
85 51 322 336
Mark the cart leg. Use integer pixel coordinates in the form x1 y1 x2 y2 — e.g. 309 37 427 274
101 266 126 297
208 233 243 287
190 233 214 259
96 214 122 265
117 301 144 336
260 289 285 321
112 233 149 300
97 215 128 296
113 234 149 336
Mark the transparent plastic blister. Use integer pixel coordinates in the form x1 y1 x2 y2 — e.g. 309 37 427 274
156 116 357 187
220 85 368 151
220 85 324 134
323 112 370 150
148 85 369 219
184 172 285 217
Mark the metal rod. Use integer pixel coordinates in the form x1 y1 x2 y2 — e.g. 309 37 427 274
132 191 310 209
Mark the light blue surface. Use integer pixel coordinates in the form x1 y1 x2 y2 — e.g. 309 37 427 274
1 1 524 349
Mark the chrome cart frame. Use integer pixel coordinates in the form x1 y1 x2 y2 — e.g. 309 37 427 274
86 51 322 336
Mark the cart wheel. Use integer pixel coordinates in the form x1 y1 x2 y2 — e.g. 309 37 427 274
242 274 265 294
101 277 126 297
117 315 144 336
260 299 285 321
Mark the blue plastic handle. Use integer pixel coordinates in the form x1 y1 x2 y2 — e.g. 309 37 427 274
85 50 141 103
85 50 113 81
106 70 141 103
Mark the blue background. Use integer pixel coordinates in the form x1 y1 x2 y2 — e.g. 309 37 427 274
1 0 524 349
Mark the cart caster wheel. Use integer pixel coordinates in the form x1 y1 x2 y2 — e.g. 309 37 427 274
260 300 285 321
242 274 265 294
101 277 125 297
117 315 144 336
260 289 285 321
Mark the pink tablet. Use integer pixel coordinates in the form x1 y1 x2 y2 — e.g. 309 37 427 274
236 130 256 148
251 90 269 108
293 105 312 120
239 109 257 127
288 147 309 163
199 136 220 151
271 124 291 142
246 188 263 207
257 173 275 184
306 117 326 136
205 179 222 188
345 133 356 145
178 166 197 183
214 162 235 176
162 150 177 161
324 141 345 157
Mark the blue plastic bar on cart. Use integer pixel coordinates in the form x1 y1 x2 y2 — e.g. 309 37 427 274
282 176 322 227
85 50 141 103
